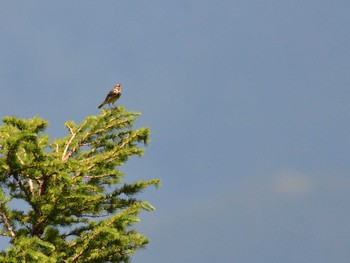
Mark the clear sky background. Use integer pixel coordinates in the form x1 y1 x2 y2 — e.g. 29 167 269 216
1 1 350 262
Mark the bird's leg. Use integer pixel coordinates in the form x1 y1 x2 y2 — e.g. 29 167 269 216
112 101 118 110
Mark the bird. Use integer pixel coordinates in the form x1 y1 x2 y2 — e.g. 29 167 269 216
98 83 122 109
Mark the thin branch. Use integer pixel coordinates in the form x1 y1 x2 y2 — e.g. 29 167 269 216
0 211 15 238
94 119 130 135
16 153 25 165
55 142 59 153
62 121 90 162
27 178 34 195
64 131 91 161
73 173 114 179
78 152 99 164
38 179 44 196
79 142 93 147
14 153 36 196
69 218 117 262
62 124 77 162
119 133 138 149
63 118 133 164
13 175 31 202
67 123 75 135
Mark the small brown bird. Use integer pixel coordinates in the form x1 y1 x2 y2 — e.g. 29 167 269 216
98 83 122 109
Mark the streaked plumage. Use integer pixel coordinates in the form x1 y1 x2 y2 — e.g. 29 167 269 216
98 83 122 109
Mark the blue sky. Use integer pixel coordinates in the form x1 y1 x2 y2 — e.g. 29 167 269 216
1 1 350 262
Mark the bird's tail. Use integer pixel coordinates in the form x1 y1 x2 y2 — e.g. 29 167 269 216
98 104 103 109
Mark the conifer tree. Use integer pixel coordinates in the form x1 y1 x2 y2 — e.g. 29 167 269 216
0 107 159 262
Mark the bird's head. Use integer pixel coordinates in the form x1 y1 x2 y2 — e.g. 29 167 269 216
114 83 121 92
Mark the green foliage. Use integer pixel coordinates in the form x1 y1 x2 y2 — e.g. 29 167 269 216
0 107 159 262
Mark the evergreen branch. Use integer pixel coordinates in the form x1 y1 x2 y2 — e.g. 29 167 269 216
12 174 31 202
0 210 15 238
69 212 129 262
62 117 130 163
73 173 113 179
119 132 140 149
31 211 52 236
77 153 98 164
94 119 130 135
69 230 98 262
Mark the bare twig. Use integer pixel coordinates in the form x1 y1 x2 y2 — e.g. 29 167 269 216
62 124 77 162
67 124 75 135
0 211 15 238
64 131 91 161
62 121 88 162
